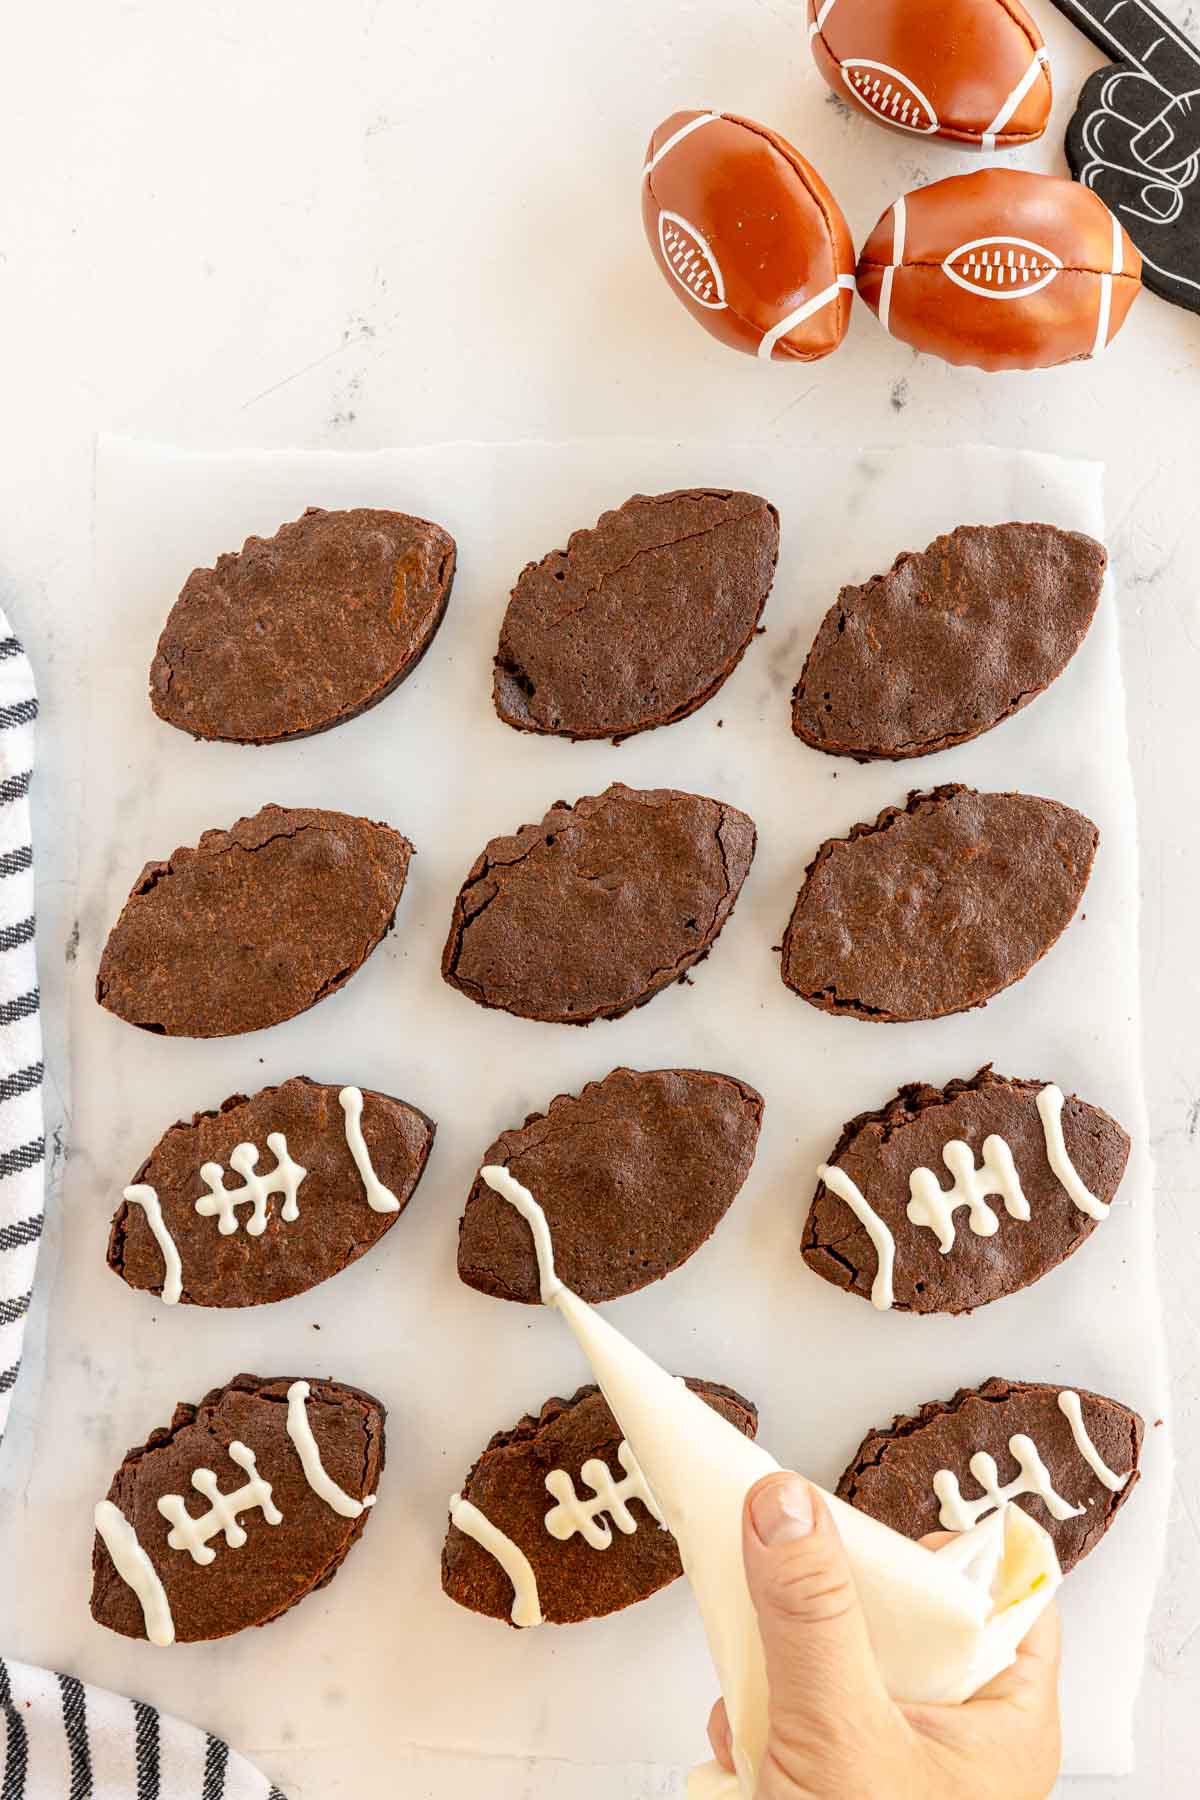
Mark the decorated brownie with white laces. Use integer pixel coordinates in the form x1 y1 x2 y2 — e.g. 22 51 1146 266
110 1077 434 1308
443 1380 756 1627
92 1373 384 1646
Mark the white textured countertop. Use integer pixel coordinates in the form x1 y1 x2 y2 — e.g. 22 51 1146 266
0 1 1197 1793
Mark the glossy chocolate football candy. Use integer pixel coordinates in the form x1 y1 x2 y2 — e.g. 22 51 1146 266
856 169 1142 370
809 0 1051 149
642 110 855 361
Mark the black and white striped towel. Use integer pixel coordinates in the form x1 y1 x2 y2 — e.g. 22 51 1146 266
0 615 286 1796
0 1659 286 1800
0 611 43 1443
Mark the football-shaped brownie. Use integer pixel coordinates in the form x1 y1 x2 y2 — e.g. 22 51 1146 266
96 803 412 1037
459 1067 763 1304
792 522 1107 760
494 489 779 742
780 785 1097 1022
803 1066 1129 1314
642 110 854 360
442 783 756 1026
110 1077 435 1308
92 1373 384 1645
808 0 1051 149
443 1379 757 1626
837 1376 1143 1572
857 169 1142 370
150 507 457 744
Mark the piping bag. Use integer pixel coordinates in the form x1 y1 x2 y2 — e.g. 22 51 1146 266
480 1167 1062 1799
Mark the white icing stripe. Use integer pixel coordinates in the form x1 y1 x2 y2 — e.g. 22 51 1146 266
1036 1085 1109 1219
124 1183 183 1306
757 275 854 361
907 1136 1030 1253
286 1379 376 1517
339 1087 401 1213
981 46 1050 147
196 1135 306 1236
94 1501 176 1647
1058 1390 1130 1491
157 1441 282 1564
812 0 838 32
642 112 720 179
480 1164 564 1302
934 1433 1085 1532
450 1492 543 1627
817 1163 896 1310
544 1441 666 1548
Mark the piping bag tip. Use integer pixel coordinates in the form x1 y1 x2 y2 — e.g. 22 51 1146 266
479 1165 1062 1798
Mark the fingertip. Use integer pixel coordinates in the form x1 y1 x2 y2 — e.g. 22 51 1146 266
707 1698 734 1771
743 1470 804 1523
746 1472 816 1548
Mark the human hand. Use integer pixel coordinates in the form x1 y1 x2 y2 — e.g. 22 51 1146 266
705 1473 1061 1800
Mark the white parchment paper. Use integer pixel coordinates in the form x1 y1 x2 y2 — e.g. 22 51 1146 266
21 439 1169 1791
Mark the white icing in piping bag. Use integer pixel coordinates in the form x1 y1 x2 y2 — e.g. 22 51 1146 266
480 1164 1062 1800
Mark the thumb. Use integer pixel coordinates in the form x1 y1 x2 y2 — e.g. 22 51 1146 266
743 1474 895 1796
